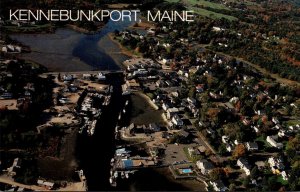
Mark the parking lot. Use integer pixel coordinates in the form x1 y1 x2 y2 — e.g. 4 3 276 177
163 143 192 165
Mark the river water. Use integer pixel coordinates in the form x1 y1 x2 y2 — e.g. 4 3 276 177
10 13 136 72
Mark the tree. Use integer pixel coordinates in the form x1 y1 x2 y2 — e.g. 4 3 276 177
218 144 227 156
243 176 250 188
250 166 259 178
232 144 246 159
209 168 225 181
229 183 236 192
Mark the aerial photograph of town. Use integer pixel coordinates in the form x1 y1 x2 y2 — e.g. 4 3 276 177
0 0 299 191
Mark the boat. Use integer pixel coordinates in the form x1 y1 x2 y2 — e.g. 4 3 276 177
121 171 125 179
114 171 118 178
115 126 119 133
125 171 129 179
109 176 117 187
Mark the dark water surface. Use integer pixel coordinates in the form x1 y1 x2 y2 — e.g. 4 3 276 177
10 13 134 71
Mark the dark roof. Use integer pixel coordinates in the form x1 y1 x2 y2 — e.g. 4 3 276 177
178 130 190 138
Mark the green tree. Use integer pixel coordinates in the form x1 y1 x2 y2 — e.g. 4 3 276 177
250 166 259 178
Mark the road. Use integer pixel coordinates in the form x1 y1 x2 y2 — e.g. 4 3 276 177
0 175 46 191
196 132 217 155
41 70 123 76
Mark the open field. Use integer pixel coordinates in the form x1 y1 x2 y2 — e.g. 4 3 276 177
183 0 230 10
165 0 237 21
193 7 237 21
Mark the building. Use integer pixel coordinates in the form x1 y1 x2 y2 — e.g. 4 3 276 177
37 180 54 190
196 160 214 175
166 107 179 119
171 114 183 126
210 180 227 191
266 136 283 149
268 157 285 174
237 158 251 176
149 123 160 132
245 142 258 151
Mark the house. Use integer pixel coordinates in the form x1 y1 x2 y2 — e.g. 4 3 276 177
63 74 73 81
198 121 209 128
237 158 251 176
196 84 204 93
6 158 21 176
272 117 279 125
167 107 179 119
98 72 106 81
222 136 229 144
268 157 284 174
266 136 283 149
162 102 171 111
37 180 55 190
210 180 227 192
116 148 131 157
196 160 214 175
187 97 196 105
172 114 183 126
178 130 190 138
126 79 140 89
226 144 233 152
281 171 289 181
251 125 260 133
149 123 160 132
206 128 215 135
246 142 258 151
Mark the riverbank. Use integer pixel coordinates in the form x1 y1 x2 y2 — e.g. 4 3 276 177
129 17 156 30
66 23 106 35
107 32 140 58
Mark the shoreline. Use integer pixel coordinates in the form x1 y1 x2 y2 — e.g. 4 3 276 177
107 32 139 59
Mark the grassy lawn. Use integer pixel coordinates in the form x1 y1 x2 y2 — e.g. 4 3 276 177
165 0 181 3
255 135 269 149
165 0 237 21
183 147 202 163
276 175 289 185
192 7 237 21
185 0 230 10
286 120 300 126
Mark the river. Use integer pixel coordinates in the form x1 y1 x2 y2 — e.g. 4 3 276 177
10 13 136 72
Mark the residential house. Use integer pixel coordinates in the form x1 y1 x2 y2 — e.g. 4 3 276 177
210 180 227 192
167 107 179 119
237 158 251 176
268 157 284 174
245 142 258 151
171 114 183 127
266 136 283 149
37 180 54 190
222 136 229 144
196 160 214 175
6 158 21 176
226 144 234 152
98 72 106 81
149 123 160 132
281 171 289 181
